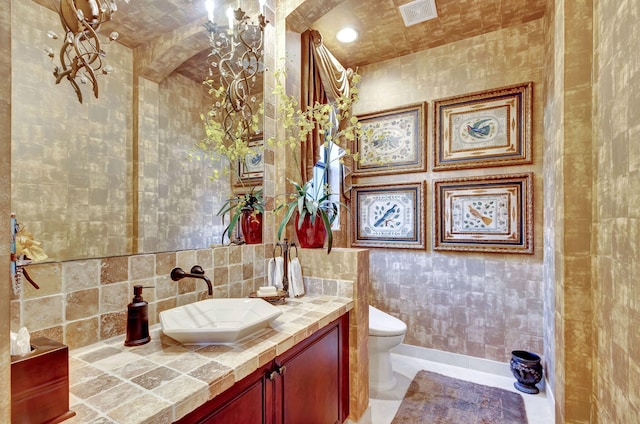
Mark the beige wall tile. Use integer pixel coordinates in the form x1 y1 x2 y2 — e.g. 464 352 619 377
129 254 155 280
23 262 62 299
66 289 99 321
23 295 63 330
100 282 130 314
63 260 101 292
65 318 100 350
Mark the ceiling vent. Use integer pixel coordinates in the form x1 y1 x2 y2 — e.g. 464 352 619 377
399 0 438 27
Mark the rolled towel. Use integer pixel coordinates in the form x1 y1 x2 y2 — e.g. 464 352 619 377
288 257 304 298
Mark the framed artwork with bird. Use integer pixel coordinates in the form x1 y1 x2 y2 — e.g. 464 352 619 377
351 181 425 249
432 82 532 171
354 103 427 176
433 173 533 254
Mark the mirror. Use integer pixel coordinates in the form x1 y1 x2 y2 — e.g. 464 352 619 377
10 0 265 262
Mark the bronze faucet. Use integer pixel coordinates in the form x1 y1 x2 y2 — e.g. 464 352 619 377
170 265 213 296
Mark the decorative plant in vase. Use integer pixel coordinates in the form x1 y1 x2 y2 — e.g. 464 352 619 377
270 67 375 253
217 187 265 244
190 60 265 245
276 179 345 253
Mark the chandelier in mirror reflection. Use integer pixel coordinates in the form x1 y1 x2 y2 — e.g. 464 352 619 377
203 0 267 148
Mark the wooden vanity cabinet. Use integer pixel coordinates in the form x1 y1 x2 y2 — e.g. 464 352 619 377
177 313 349 424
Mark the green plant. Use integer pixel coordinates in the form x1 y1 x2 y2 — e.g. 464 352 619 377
217 187 264 242
276 179 345 253
269 67 371 253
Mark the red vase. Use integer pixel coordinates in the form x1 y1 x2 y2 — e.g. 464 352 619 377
294 212 326 248
240 209 263 244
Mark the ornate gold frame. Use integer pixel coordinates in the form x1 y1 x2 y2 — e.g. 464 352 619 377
433 82 533 171
433 173 533 254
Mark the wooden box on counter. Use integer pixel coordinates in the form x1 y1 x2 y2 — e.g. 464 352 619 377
11 336 76 424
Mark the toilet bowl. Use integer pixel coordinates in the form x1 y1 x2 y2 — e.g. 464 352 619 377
368 305 407 392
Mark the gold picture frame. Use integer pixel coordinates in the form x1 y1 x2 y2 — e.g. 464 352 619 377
433 173 533 254
354 103 427 176
433 82 532 171
351 181 426 249
233 134 264 187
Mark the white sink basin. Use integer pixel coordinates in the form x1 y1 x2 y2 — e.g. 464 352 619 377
159 298 282 344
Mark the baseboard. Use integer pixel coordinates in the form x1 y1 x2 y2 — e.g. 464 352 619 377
544 375 555 418
392 343 514 379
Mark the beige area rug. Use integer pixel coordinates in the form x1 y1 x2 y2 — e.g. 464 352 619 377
391 370 528 424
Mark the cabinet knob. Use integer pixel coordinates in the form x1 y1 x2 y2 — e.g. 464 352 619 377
278 365 287 376
269 370 278 381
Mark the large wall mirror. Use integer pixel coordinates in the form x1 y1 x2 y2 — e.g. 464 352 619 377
11 0 266 262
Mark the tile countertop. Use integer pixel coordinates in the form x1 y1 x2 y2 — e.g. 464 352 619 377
65 295 354 424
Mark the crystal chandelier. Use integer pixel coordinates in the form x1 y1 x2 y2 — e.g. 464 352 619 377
203 0 267 146
45 0 130 103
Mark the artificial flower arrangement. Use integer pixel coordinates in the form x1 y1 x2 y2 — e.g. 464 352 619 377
191 73 266 244
268 68 373 253
193 63 377 251
16 225 48 262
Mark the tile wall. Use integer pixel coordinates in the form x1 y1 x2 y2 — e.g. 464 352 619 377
10 244 269 350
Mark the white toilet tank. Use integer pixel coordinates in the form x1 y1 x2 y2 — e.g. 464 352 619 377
369 305 407 337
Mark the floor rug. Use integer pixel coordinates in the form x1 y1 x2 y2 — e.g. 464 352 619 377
391 370 528 424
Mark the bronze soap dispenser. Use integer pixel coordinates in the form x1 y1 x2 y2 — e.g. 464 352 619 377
125 285 151 346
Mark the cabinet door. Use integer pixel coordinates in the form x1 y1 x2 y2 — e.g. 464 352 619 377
176 364 271 424
199 379 264 424
279 315 347 424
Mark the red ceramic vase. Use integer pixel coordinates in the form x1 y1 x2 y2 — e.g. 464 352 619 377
240 210 263 244
294 212 326 248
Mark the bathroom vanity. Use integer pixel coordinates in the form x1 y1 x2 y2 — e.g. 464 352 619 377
177 313 349 423
67 295 353 423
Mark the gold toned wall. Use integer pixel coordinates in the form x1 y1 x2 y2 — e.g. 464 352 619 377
135 73 228 253
593 0 640 422
10 1 229 262
1 1 11 421
11 0 134 261
542 0 563 414
354 20 545 363
543 0 595 422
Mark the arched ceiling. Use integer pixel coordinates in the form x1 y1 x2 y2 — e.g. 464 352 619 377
31 0 546 84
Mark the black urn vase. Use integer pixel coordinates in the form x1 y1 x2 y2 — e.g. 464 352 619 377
510 350 543 394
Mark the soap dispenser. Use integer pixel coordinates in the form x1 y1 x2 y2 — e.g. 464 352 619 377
124 285 151 346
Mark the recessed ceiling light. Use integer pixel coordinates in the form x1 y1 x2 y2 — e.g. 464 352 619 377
336 27 358 43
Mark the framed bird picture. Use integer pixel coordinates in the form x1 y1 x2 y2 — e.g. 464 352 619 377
433 173 533 254
351 181 425 249
353 103 427 176
432 82 532 171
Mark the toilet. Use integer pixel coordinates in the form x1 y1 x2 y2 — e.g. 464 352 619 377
368 305 407 392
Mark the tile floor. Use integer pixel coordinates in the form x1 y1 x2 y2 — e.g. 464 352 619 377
369 352 555 424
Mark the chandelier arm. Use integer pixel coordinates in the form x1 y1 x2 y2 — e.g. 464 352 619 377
203 7 266 159
73 24 101 67
54 40 74 82
67 73 84 103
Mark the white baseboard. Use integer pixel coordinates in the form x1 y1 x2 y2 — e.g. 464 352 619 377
392 343 514 379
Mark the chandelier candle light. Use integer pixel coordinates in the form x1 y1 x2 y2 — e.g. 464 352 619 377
203 0 267 153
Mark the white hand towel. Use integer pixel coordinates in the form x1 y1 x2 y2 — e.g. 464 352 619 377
268 257 284 289
288 257 304 298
